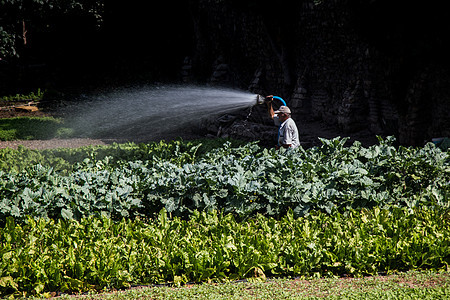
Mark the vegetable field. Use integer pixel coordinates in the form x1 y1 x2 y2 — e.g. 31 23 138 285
0 137 449 297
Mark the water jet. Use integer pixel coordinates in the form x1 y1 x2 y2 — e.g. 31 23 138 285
63 85 261 142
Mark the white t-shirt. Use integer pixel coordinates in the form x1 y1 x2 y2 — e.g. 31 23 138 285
278 118 300 148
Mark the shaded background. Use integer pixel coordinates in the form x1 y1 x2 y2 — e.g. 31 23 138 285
1 0 449 146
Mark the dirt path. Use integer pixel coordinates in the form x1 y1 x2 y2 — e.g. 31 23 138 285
0 138 113 150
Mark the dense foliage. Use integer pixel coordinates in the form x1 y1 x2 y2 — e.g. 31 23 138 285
1 207 449 296
0 137 448 224
0 138 244 174
0 137 449 297
0 0 104 58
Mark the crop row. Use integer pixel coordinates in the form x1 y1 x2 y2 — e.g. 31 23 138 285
0 137 449 224
1 207 449 297
0 138 237 174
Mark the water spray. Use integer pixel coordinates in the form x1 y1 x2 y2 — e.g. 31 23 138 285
63 85 260 141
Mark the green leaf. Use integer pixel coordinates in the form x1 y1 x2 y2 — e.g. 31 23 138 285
61 208 73 220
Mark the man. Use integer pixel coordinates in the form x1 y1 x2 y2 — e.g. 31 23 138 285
272 105 300 149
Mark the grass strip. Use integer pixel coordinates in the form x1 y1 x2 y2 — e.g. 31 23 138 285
39 271 450 300
0 117 72 141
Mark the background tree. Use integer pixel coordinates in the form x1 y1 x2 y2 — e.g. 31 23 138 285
0 0 104 59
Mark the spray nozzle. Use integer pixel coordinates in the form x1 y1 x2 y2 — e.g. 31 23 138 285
255 94 266 105
256 95 265 105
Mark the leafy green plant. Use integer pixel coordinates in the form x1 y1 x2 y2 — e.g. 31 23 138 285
0 207 448 297
0 89 45 102
0 137 448 224
0 138 245 174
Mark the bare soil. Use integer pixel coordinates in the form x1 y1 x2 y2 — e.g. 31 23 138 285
0 138 110 150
